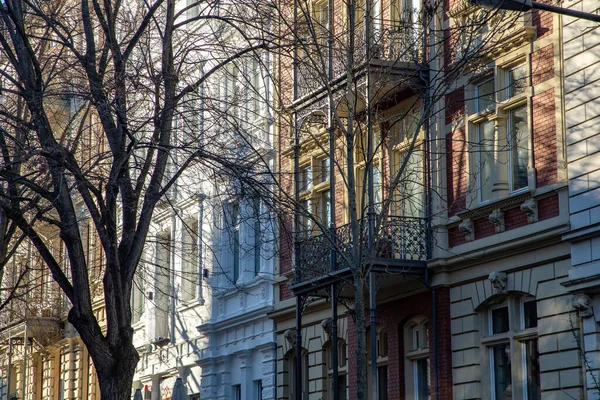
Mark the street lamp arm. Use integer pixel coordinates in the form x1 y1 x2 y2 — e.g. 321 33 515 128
469 0 600 22
531 1 600 22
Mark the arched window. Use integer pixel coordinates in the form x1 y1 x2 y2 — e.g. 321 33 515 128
323 339 348 399
481 294 540 400
404 316 430 400
286 350 309 400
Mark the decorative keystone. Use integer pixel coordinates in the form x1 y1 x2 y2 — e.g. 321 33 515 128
520 198 538 223
572 294 593 318
488 271 508 295
321 318 333 338
284 329 297 347
459 218 474 242
489 209 505 233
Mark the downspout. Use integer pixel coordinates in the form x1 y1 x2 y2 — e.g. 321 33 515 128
421 2 439 399
327 0 339 397
292 0 304 398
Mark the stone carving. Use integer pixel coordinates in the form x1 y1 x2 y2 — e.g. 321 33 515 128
488 271 508 294
284 329 297 347
572 294 593 318
321 318 333 338
459 218 474 242
520 198 538 223
488 209 505 233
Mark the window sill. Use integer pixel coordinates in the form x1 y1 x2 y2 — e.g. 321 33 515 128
176 297 206 312
457 190 533 221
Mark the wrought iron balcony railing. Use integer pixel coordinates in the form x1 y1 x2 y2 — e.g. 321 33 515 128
295 215 428 285
295 20 423 100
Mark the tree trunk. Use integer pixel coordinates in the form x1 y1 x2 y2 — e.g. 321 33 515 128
94 340 140 400
354 273 367 400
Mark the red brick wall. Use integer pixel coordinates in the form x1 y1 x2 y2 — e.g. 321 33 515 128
474 217 495 240
538 194 559 221
445 88 465 126
531 44 554 86
532 88 557 188
533 0 553 39
448 225 466 248
346 290 452 400
446 127 467 217
504 206 529 230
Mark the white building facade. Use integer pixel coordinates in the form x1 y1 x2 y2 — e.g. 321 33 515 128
131 1 277 398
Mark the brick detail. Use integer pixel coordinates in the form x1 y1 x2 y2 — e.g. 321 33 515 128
532 88 557 188
533 4 553 39
504 206 529 231
538 194 559 221
448 225 466 248
474 217 495 240
445 88 464 125
531 44 554 86
446 127 467 217
279 217 293 301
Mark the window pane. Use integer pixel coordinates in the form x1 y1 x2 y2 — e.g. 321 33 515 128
477 120 494 202
523 300 537 329
525 340 541 400
491 306 509 334
339 374 348 400
492 344 512 400
378 365 388 400
508 65 527 98
300 166 312 191
415 358 430 400
509 105 528 191
320 190 331 226
477 79 495 112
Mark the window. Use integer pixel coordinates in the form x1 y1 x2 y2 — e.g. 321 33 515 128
297 155 332 235
313 0 329 48
131 270 145 324
367 327 389 400
470 62 530 205
482 295 540 400
288 351 309 400
324 340 348 399
155 231 172 338
225 201 240 283
405 317 430 400
233 384 241 400
254 380 263 400
253 198 261 276
181 218 199 302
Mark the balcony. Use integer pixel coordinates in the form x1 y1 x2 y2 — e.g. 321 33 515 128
294 20 424 107
291 216 428 295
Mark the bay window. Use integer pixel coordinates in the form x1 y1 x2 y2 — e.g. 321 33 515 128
470 62 531 205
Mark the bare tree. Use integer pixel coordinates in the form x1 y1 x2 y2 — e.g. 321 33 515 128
0 0 278 397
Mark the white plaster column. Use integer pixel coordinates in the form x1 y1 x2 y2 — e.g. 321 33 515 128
150 375 161 400
259 345 276 400
199 361 216 399
216 357 232 400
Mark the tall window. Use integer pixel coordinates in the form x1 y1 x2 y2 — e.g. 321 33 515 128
405 317 430 400
225 201 240 283
131 270 145 324
155 231 171 338
288 351 309 400
482 295 540 400
298 155 331 235
181 218 199 302
324 340 348 399
367 327 389 400
470 62 530 205
253 198 262 276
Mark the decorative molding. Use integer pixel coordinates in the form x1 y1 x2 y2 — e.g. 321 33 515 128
488 271 508 295
572 294 593 318
321 318 333 339
520 198 538 224
459 218 474 242
457 191 532 221
284 329 297 347
488 209 505 233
